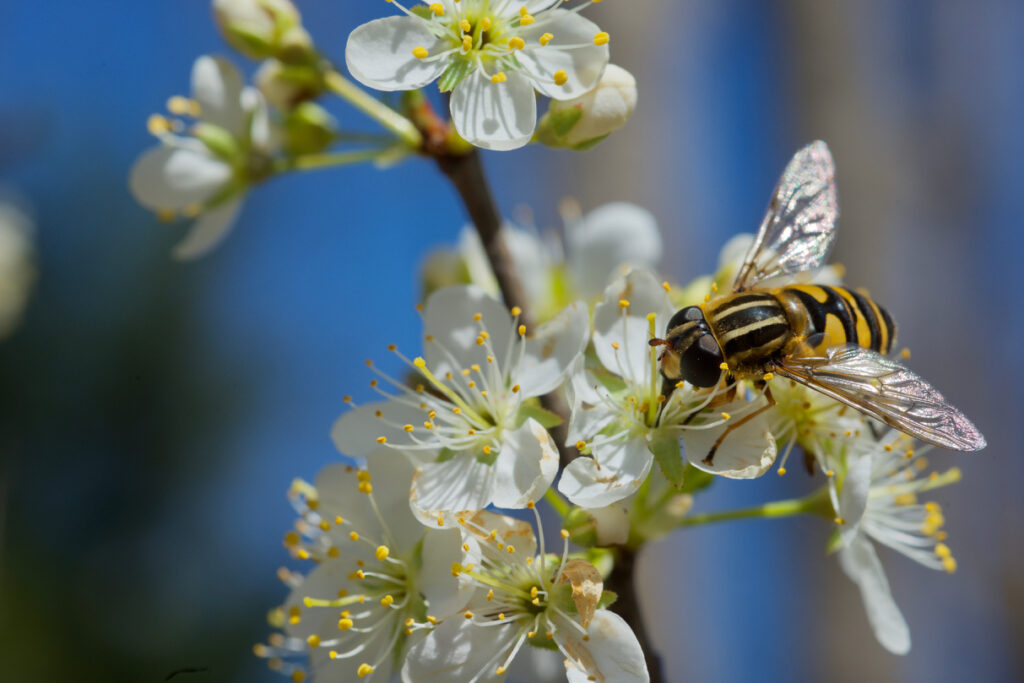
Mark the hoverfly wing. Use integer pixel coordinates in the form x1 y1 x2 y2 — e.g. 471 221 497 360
733 141 839 292
771 346 986 451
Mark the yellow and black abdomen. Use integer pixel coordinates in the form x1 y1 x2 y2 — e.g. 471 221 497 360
704 293 792 367
775 285 896 356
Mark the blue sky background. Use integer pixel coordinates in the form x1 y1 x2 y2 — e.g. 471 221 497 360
2 1 1022 682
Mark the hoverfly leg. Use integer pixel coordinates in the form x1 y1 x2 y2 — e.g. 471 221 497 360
702 385 777 466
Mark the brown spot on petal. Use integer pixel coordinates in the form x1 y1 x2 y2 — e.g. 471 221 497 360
559 558 603 628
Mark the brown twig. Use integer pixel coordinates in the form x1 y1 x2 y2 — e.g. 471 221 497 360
607 546 665 683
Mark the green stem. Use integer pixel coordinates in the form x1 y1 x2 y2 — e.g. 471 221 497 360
680 488 832 528
284 146 401 172
324 70 422 148
544 488 569 518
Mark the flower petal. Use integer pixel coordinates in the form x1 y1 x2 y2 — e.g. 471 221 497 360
838 453 873 546
331 400 435 462
172 195 244 260
402 616 521 682
838 534 911 655
423 285 513 379
517 11 609 99
490 418 559 508
518 300 590 397
365 451 424 551
561 609 648 683
462 509 538 562
419 527 474 618
191 56 246 135
409 452 495 524
129 140 231 211
567 203 662 300
345 16 447 91
593 268 674 387
450 69 536 151
682 409 777 479
559 436 652 507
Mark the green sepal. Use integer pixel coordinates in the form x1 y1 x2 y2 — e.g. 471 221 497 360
515 403 564 429
591 367 628 396
825 527 843 554
284 101 336 155
570 133 610 151
438 58 474 93
679 463 714 494
475 449 498 466
597 590 618 609
436 447 457 463
550 106 583 137
410 6 433 19
649 432 685 489
193 123 240 161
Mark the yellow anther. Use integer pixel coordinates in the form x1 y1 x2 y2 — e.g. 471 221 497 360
942 556 957 573
338 618 354 630
483 445 492 454
532 597 541 605
413 357 426 368
520 13 534 25
461 19 472 32
611 341 620 350
711 282 719 292
349 531 359 541
426 615 438 624
480 16 492 30
467 381 476 388
834 517 846 525
704 294 711 303
553 69 568 86
528 631 537 638
593 31 610 45
318 519 331 531
576 440 587 450
935 543 952 558
508 36 526 50
429 2 444 15
719 362 729 370
156 208 176 223
357 470 371 482
462 35 473 50
291 671 306 683
375 545 390 561
496 666 507 675
618 299 630 308
307 634 321 647
464 611 474 619
777 467 787 476
358 481 372 494
166 95 198 116
901 347 911 359
662 281 671 291
530 586 539 598
520 5 529 16
357 664 374 678
721 412 731 420
295 549 310 560
375 436 387 444
284 531 300 546
146 114 172 136
453 407 462 415
539 32 553 45
507 545 516 553
402 423 415 433
423 421 434 429
381 594 395 607
511 306 522 316
486 589 495 601
458 516 466 525
490 529 498 540
491 71 508 84
412 46 429 59
527 500 535 509
518 324 526 336
763 372 774 381
326 546 339 558
437 515 445 527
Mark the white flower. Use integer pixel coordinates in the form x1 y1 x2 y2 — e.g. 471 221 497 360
256 455 469 681
538 63 637 149
0 197 35 339
129 56 275 259
332 285 589 522
834 432 962 655
402 509 648 682
455 201 662 319
213 0 313 60
559 268 777 507
345 0 610 150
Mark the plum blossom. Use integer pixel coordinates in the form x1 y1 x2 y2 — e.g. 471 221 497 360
345 0 610 150
559 268 777 507
834 432 962 654
402 509 648 682
256 455 467 681
332 285 588 522
129 56 274 259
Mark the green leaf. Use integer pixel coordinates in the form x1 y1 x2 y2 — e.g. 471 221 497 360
649 432 685 489
438 58 473 93
515 404 564 429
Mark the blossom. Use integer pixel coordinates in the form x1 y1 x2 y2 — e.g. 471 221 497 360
0 197 36 339
256 455 468 681
345 0 610 150
332 285 588 521
213 0 313 61
559 268 777 507
402 509 648 682
834 431 962 654
129 56 274 259
537 63 637 149
452 201 662 319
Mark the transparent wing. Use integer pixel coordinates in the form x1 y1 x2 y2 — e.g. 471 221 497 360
733 141 839 292
772 346 986 451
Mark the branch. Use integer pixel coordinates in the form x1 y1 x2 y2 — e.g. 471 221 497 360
606 546 666 683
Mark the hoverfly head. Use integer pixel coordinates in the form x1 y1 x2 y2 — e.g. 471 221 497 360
661 306 724 387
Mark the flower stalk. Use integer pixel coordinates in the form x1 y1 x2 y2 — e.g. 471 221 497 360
680 487 833 528
323 69 422 148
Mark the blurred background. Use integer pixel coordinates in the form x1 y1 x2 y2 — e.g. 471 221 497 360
1 1 1022 681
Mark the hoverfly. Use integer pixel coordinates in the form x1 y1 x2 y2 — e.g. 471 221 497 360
651 141 986 465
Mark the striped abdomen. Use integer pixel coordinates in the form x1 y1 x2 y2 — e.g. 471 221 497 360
774 285 896 356
703 292 792 366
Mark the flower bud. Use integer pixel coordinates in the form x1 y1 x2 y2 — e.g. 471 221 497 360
256 58 324 110
563 504 630 547
536 64 637 150
213 0 313 63
283 102 336 156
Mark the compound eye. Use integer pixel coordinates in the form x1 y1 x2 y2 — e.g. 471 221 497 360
681 334 724 388
666 306 704 333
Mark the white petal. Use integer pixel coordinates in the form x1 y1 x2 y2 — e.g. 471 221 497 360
500 224 552 309
502 0 561 16
517 11 609 99
331 400 435 461
585 503 630 546
345 17 447 91
518 300 590 397
683 409 777 479
458 227 501 297
419 527 474 618
463 510 538 561
838 453 873 546
313 463 392 546
567 203 662 300
423 285 513 378
365 452 424 551
410 453 495 524
283 561 366 639
561 610 648 683
191 56 246 135
450 69 536 151
490 418 559 508
243 86 273 150
129 141 231 210
838 534 911 655
559 436 652 507
172 196 244 260
593 268 674 387
402 617 521 682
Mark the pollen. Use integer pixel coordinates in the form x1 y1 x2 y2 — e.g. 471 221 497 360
619 299 630 308
291 672 306 683
375 545 390 561
721 412 731 420
460 19 471 32
719 362 729 370
539 32 553 45
512 384 520 393
662 281 672 291
412 46 429 59
462 35 473 51
576 440 587 450
306 634 321 647
464 611 474 619
357 664 374 678
376 436 387 444
428 2 444 15
519 12 535 25
349 531 359 541
561 529 570 539
381 594 394 607
508 36 526 50
835 517 846 525
763 372 774 381
777 467 787 476
480 17 492 30
338 617 354 630
553 69 568 86
146 114 172 136
518 325 526 336
611 341 620 350
403 424 414 432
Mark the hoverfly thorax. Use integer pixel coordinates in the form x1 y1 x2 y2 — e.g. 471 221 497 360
663 305 724 388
